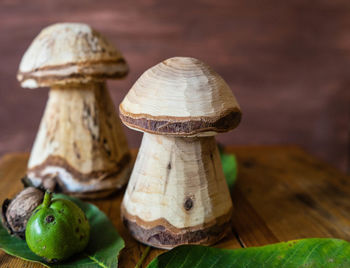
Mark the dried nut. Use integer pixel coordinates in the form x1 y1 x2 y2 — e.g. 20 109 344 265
1 187 44 239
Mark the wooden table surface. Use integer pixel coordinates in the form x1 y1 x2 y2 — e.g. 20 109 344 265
0 146 349 267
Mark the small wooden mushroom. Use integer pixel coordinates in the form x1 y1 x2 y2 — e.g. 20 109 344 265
17 23 132 198
119 57 242 249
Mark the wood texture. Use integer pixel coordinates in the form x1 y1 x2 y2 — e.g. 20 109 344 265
26 83 132 198
119 57 241 136
0 146 349 267
18 23 133 198
122 134 233 249
18 23 128 88
120 57 241 249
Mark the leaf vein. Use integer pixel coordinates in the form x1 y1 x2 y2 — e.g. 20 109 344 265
87 254 109 268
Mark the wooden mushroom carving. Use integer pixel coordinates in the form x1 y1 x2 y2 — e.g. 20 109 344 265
17 23 131 198
120 57 242 249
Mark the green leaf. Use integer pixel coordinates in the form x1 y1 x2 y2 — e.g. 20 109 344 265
219 150 238 189
147 238 350 268
0 194 124 267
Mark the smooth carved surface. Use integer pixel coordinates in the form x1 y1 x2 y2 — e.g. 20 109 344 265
0 146 350 267
122 134 233 248
120 57 239 248
27 82 131 195
17 23 128 88
120 57 241 136
123 134 232 228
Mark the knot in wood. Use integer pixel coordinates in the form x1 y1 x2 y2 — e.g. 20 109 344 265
184 197 193 211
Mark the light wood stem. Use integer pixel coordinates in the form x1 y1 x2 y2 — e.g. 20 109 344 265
26 82 131 198
122 133 233 249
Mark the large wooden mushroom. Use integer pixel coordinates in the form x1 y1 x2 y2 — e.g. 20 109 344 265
17 23 131 198
119 57 242 249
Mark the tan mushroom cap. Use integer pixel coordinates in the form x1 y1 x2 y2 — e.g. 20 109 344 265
17 23 128 88
119 57 241 136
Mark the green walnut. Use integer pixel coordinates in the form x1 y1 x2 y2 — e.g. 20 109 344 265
25 192 90 262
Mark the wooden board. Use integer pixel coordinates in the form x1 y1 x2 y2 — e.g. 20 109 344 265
0 146 349 267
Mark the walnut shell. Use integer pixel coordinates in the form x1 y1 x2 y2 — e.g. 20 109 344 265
1 187 44 239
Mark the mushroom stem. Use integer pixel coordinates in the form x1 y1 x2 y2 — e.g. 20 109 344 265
42 191 52 208
121 133 233 249
27 82 131 197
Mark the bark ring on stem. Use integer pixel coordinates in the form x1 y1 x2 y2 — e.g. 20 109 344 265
120 57 241 248
16 23 132 198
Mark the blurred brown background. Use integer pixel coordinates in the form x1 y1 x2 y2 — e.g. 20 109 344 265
0 0 349 172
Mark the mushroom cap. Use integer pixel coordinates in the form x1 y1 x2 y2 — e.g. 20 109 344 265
119 57 241 136
17 23 128 88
